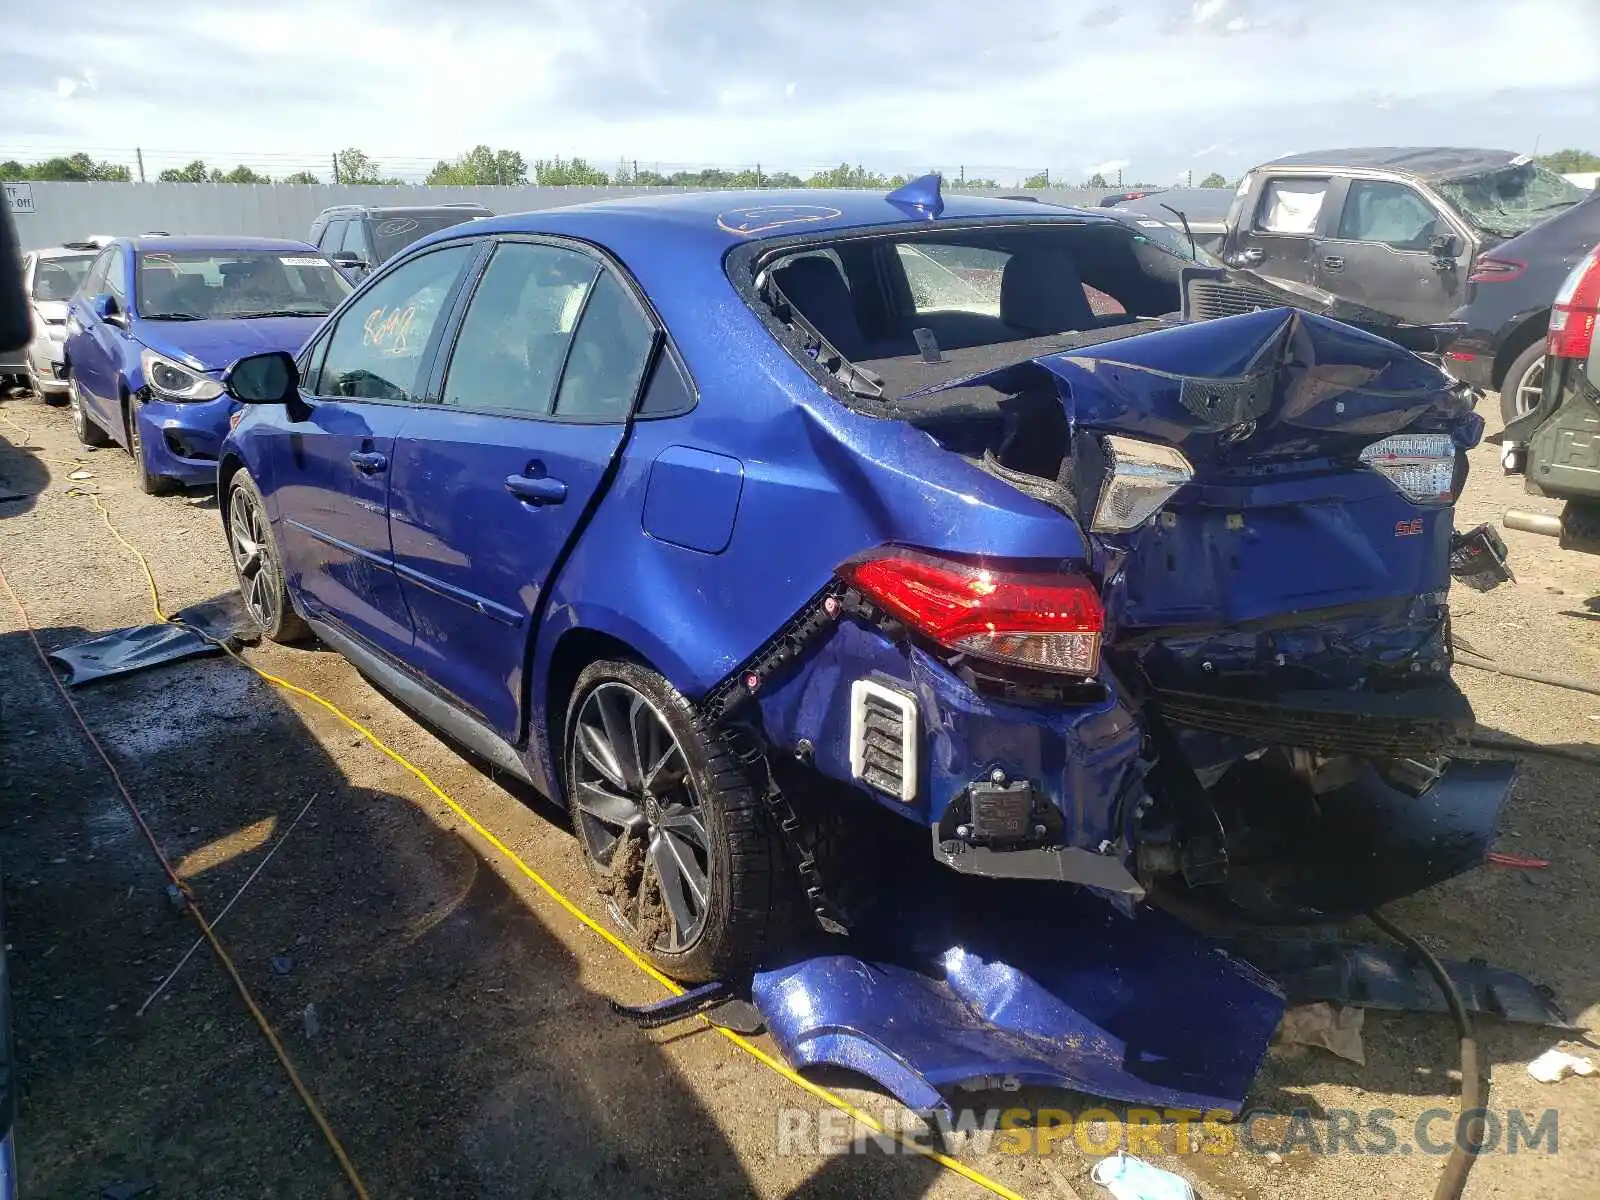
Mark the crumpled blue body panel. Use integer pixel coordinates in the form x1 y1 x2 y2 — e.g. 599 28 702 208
752 889 1283 1116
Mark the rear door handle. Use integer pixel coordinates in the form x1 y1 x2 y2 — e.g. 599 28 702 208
1322 255 1345 270
505 473 567 505
349 450 388 473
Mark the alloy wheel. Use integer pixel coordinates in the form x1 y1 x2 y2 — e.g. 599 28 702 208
1511 355 1545 418
229 485 283 630
571 681 711 952
69 381 89 440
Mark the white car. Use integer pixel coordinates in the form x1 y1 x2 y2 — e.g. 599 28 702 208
14 240 107 400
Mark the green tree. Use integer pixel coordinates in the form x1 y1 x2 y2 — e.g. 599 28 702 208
218 165 271 184
534 156 609 185
1086 171 1109 188
1200 171 1228 188
0 161 24 181
427 145 528 186
764 170 803 187
334 147 401 185
806 163 889 188
280 171 321 185
950 176 997 189
158 159 212 183
1022 171 1050 189
1535 149 1600 173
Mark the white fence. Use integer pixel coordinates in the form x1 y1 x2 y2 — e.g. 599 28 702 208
8 181 1127 250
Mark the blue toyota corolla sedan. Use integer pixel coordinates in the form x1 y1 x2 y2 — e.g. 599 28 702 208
214 180 1512 982
62 235 350 493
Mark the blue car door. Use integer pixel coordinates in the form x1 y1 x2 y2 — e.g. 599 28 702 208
270 242 478 661
66 246 126 431
386 239 659 739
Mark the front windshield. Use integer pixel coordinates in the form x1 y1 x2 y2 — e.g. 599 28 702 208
32 254 95 301
1437 163 1586 237
136 250 352 319
1123 218 1223 266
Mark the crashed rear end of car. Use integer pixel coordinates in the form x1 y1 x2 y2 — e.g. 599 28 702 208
676 198 1527 1112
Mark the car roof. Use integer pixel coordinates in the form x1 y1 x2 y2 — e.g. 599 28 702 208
126 234 323 254
34 244 103 259
422 188 1113 257
1264 147 1524 182
318 203 491 217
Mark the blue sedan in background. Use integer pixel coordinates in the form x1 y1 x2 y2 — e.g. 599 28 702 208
213 180 1509 985
63 235 350 493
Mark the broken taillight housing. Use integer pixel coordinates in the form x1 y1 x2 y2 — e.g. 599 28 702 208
839 547 1104 676
1090 435 1195 532
1548 244 1600 361
1359 433 1457 504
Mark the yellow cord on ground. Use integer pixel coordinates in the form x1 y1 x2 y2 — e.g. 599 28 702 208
17 400 1029 1200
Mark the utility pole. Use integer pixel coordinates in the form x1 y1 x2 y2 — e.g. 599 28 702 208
332 153 340 184
1044 167 1049 187
1116 167 1123 187
756 161 762 186
959 165 965 185
135 147 145 183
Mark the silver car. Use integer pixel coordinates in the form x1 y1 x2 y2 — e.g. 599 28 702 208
13 239 109 400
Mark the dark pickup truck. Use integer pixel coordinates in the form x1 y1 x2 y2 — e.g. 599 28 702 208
1217 148 1588 326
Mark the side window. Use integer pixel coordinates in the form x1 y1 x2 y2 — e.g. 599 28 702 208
80 250 111 298
636 347 693 417
1254 178 1328 234
442 242 600 416
104 248 128 299
553 270 657 421
341 220 373 262
311 245 473 402
317 220 344 252
1334 181 1441 251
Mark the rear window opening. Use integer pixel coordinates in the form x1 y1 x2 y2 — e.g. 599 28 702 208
749 219 1187 402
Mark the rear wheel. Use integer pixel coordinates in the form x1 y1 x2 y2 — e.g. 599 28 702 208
126 402 177 496
1498 341 1546 426
226 470 310 643
68 378 114 448
565 659 788 981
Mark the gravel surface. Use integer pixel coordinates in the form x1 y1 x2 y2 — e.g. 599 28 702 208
0 389 1595 1199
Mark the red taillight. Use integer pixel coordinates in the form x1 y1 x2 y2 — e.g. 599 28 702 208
1466 256 1526 284
1548 246 1600 360
838 547 1104 677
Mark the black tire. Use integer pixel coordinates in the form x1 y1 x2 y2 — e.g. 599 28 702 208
225 470 311 644
68 378 114 448
1560 500 1600 552
565 659 791 981
1497 340 1547 427
126 400 177 496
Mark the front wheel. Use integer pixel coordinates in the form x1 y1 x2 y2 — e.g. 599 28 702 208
565 659 791 981
226 470 310 643
68 379 114 448
126 403 177 496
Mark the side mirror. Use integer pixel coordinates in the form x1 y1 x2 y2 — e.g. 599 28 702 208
1429 233 1459 259
225 351 299 404
91 292 127 327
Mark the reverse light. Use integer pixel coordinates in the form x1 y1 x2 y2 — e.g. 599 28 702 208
1090 435 1195 533
1359 433 1456 504
140 348 224 402
838 547 1104 677
1547 245 1600 361
1465 257 1526 284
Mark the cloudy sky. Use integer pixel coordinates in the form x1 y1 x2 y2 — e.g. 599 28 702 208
3 0 1597 183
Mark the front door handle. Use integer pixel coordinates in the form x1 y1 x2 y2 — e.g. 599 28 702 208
1322 255 1345 270
505 473 567 505
349 450 388 473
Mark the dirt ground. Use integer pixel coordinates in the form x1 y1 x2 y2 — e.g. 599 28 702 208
0 387 1595 1200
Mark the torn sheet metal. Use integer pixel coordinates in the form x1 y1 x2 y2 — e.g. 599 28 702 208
1224 936 1578 1029
48 595 253 687
752 885 1284 1117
